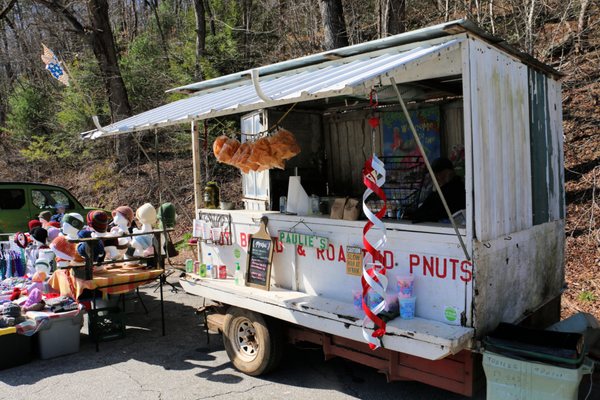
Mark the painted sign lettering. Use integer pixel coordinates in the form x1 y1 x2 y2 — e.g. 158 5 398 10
278 231 329 250
346 246 363 276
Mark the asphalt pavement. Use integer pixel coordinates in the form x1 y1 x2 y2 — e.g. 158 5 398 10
0 275 509 399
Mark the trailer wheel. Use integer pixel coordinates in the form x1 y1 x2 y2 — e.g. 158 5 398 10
223 307 282 376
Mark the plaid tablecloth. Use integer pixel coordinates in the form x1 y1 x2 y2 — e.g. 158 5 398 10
49 267 164 299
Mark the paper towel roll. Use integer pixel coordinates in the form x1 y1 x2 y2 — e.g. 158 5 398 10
286 176 310 216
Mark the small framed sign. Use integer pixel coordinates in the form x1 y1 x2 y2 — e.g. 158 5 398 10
245 217 274 290
346 246 363 276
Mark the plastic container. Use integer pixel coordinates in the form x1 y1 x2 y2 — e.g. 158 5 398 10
185 259 194 273
203 181 220 209
396 275 414 298
0 327 34 369
234 262 243 285
218 265 227 279
367 292 385 311
482 351 594 400
199 263 207 277
37 311 84 359
399 296 416 319
279 196 287 213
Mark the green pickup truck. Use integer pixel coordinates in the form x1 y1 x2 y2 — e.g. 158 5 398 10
0 182 95 234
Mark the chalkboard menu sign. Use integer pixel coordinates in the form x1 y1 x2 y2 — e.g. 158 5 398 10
245 217 274 290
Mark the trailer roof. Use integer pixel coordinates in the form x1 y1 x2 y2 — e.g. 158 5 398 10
82 19 561 140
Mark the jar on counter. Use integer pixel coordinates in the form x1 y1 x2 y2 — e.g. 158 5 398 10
203 181 220 209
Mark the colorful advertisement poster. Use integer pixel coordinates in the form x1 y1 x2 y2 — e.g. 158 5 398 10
381 106 441 160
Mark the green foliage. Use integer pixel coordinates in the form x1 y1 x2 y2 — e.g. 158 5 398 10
578 291 597 302
5 82 54 141
176 232 193 251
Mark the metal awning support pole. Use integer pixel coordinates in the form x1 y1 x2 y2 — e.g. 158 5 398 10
155 129 162 206
191 120 203 263
390 77 470 261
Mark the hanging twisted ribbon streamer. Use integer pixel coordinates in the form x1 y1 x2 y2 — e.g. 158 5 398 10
361 94 389 348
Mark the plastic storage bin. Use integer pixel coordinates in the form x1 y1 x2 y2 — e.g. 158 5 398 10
482 350 594 400
37 311 84 359
0 327 34 369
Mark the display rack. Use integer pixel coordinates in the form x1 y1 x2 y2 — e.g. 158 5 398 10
381 155 427 212
197 212 232 246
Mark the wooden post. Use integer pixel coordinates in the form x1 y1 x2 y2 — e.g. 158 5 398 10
191 120 203 262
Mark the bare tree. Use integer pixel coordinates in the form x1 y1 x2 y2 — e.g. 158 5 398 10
193 0 206 80
380 0 405 37
576 0 590 53
319 0 348 50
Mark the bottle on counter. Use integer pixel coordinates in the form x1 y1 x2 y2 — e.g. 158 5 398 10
234 262 243 285
206 252 215 279
279 195 287 214
199 263 207 277
203 182 220 209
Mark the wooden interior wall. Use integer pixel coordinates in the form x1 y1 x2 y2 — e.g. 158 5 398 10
324 105 464 197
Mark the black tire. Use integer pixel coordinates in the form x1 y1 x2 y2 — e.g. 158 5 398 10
222 307 283 376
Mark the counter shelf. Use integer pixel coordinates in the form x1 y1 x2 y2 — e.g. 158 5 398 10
181 275 473 360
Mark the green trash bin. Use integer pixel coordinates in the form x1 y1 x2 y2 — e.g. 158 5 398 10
482 350 594 400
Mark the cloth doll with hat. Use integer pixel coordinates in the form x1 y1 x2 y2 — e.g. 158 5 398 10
105 206 134 260
131 203 156 257
61 213 84 240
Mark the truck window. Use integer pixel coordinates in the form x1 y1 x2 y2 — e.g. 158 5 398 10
31 189 73 210
0 189 25 209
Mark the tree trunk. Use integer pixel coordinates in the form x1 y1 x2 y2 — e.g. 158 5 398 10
576 0 590 54
383 0 405 36
34 0 134 167
88 0 133 167
319 0 348 50
205 0 215 36
146 0 170 63
193 0 206 81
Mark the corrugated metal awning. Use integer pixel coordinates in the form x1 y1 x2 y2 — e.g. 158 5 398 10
83 39 460 139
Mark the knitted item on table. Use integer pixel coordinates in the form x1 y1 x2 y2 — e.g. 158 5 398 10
62 213 84 231
9 287 21 301
24 288 42 309
112 206 134 226
14 232 29 249
30 227 48 245
136 203 157 225
47 227 60 242
38 210 53 222
50 235 77 260
28 220 42 232
86 210 109 233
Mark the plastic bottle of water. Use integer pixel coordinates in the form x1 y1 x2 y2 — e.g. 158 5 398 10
206 252 215 279
234 262 243 285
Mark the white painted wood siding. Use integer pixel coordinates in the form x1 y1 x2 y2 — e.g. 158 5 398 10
469 38 532 241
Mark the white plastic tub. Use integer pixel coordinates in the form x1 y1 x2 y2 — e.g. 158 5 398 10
37 311 84 359
482 350 594 400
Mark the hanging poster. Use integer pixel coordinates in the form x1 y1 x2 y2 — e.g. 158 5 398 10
381 106 441 160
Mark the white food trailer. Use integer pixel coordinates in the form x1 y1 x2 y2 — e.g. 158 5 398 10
84 20 565 396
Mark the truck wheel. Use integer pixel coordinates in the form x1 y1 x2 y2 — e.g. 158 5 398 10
223 307 283 376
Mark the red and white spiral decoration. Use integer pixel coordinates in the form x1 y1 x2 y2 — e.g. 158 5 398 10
361 154 388 350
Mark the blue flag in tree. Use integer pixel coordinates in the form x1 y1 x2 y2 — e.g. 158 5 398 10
41 44 69 86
